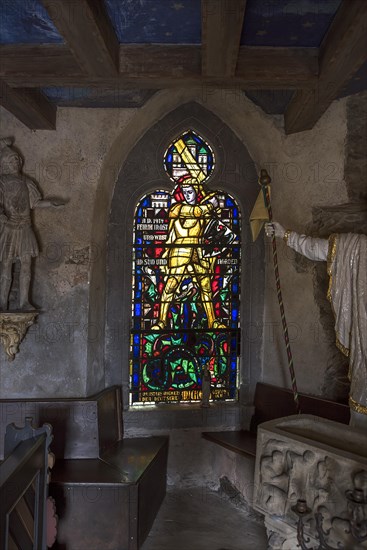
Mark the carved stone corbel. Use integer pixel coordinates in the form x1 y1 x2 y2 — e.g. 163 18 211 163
0 311 38 360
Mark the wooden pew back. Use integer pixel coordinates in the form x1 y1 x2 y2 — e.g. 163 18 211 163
0 419 53 550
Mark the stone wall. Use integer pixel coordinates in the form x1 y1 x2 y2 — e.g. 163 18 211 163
1 89 362 503
306 91 367 402
345 91 367 202
261 97 349 398
0 106 135 397
0 89 356 409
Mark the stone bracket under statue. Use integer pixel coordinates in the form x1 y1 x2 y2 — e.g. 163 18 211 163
0 311 38 361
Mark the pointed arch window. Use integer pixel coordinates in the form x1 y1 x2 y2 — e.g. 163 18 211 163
130 130 241 405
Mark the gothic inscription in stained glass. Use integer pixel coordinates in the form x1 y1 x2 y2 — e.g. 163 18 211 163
131 131 241 404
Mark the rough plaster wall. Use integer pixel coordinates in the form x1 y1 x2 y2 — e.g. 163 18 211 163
0 106 135 397
0 91 352 495
102 91 350 493
86 88 348 410
161 91 348 398
162 91 348 398
0 89 349 402
345 91 367 202
259 100 349 396
305 91 367 402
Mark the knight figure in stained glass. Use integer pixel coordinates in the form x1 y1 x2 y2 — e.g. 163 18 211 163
152 176 227 331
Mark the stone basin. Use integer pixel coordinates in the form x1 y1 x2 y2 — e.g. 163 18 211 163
253 414 367 549
265 414 367 459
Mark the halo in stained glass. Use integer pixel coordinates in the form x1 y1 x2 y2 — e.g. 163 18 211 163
164 130 215 183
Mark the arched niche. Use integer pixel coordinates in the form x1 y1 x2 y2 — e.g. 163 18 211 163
103 101 265 422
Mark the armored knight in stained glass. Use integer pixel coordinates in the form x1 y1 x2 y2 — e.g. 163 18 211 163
151 177 229 331
130 131 241 404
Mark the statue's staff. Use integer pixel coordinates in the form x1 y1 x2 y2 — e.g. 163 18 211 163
250 168 300 413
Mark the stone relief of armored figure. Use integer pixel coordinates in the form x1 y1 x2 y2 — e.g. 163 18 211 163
0 138 65 311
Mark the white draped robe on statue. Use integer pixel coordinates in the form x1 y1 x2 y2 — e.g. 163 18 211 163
287 231 367 426
327 233 367 416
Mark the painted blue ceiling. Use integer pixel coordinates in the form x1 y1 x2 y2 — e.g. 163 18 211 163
104 0 201 44
241 0 343 47
0 0 63 44
0 0 344 47
1 0 365 111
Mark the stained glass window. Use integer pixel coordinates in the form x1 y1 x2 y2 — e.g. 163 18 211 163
130 130 241 405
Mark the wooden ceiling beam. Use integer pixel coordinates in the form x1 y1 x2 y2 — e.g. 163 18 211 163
0 45 318 89
0 45 81 79
236 47 318 83
202 0 247 77
285 0 367 134
0 79 56 129
41 0 119 77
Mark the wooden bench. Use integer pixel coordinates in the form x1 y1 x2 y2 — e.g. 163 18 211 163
202 382 350 458
0 387 169 550
0 418 54 550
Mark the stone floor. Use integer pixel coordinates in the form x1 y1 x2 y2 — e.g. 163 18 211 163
141 487 268 550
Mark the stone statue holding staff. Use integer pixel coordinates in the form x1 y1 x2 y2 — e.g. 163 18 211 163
265 221 367 430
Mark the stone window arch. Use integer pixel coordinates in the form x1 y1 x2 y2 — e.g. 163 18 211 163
105 102 264 421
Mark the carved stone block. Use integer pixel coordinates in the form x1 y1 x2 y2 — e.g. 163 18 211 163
253 415 367 548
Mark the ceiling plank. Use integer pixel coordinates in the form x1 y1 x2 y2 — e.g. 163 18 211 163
0 79 56 129
285 0 367 134
41 0 119 76
0 45 318 89
202 0 247 77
